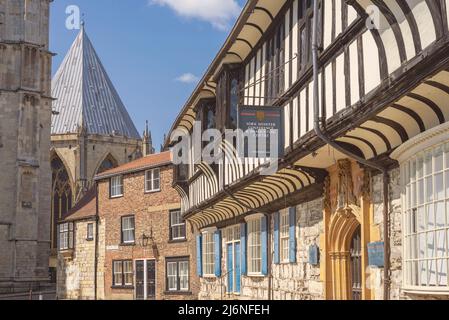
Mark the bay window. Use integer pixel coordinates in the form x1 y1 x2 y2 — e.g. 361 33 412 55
402 142 449 290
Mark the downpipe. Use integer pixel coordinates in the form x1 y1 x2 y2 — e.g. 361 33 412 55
94 182 99 300
311 0 390 300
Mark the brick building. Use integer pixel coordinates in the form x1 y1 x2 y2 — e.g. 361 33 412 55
95 152 199 300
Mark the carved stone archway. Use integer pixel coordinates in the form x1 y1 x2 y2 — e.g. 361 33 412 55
322 159 379 300
328 205 362 300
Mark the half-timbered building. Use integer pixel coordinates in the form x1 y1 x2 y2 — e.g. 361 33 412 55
167 0 449 300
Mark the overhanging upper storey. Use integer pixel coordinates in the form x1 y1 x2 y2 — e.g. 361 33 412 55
168 0 449 229
166 0 288 136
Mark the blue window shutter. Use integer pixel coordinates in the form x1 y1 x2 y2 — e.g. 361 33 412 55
196 234 203 277
273 212 280 264
240 223 247 275
289 207 297 263
261 216 268 276
214 230 222 277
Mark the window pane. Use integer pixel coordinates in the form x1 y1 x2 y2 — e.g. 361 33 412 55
114 261 123 286
419 261 427 286
435 147 443 172
124 261 133 286
436 230 446 258
436 173 444 200
436 202 445 228
437 259 448 286
167 262 178 291
429 259 437 286
179 261 189 291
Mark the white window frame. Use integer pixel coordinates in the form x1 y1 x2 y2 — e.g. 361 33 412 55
280 210 290 263
392 125 449 294
86 222 94 240
247 216 262 275
59 222 74 251
121 215 135 244
123 260 134 286
170 209 186 241
202 231 215 277
113 261 123 286
145 168 161 193
110 175 123 198
113 260 133 287
179 260 189 291
166 258 189 292
167 261 178 291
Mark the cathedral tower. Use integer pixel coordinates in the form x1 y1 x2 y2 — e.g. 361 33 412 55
0 0 53 293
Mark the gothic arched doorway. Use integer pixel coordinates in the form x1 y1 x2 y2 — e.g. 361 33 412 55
327 206 362 300
51 155 73 249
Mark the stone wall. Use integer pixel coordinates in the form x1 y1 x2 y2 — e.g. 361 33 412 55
51 134 141 193
0 0 52 293
198 198 325 300
57 220 97 300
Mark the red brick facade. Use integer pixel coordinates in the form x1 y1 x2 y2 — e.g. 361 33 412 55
97 163 199 300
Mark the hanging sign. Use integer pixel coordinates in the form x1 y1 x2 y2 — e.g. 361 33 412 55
367 242 384 267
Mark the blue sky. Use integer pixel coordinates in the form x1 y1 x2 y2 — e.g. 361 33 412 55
50 0 245 150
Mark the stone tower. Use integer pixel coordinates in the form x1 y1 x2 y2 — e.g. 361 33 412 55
49 25 144 270
0 0 52 293
142 120 154 156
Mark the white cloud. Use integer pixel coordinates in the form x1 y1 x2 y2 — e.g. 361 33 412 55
149 0 241 31
175 73 199 84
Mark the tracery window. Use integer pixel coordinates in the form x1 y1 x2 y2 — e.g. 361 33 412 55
51 155 73 249
97 154 118 174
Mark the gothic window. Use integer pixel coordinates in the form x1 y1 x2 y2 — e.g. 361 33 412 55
51 155 73 249
97 154 118 174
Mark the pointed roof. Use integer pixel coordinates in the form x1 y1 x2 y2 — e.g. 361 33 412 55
51 26 140 139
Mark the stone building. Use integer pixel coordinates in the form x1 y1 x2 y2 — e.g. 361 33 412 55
0 0 53 294
49 25 152 273
167 0 449 300
56 188 98 300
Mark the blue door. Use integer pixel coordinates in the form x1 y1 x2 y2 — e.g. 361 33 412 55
235 242 241 293
227 244 234 293
227 242 241 294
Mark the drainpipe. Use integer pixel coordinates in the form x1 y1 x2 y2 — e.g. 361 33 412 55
312 0 390 300
94 182 99 300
